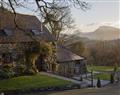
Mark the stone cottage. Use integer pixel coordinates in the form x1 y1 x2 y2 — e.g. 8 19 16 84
56 46 87 77
0 8 87 75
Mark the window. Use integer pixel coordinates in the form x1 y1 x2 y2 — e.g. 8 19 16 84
31 29 42 36
4 29 13 36
2 53 12 64
0 29 6 36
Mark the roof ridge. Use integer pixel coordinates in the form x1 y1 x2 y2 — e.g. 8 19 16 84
0 7 36 18
57 45 84 58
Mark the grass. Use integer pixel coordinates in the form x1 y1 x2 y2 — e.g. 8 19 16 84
87 65 120 80
0 74 71 92
94 73 110 80
87 65 120 72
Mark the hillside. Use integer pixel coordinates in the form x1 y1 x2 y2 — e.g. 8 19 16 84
79 26 120 40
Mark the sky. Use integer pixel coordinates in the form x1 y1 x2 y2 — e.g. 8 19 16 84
71 0 120 32
16 0 120 33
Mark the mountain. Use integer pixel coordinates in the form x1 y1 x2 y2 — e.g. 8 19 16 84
62 33 91 46
79 26 120 40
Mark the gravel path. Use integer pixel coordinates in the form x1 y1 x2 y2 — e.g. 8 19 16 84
48 83 120 95
40 72 82 84
40 72 110 87
24 83 120 95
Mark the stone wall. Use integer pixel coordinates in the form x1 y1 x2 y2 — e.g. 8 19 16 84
57 60 87 77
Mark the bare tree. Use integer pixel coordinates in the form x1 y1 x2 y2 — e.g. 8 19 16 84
0 0 89 41
0 0 89 72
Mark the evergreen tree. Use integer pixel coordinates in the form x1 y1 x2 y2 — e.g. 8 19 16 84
110 73 114 84
97 78 101 88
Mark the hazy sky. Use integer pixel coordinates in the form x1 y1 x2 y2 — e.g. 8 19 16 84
17 0 120 33
71 0 120 32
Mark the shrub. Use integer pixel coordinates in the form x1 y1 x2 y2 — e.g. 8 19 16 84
80 76 83 81
24 68 37 75
110 73 114 84
117 77 120 82
2 64 13 71
0 69 15 79
0 64 15 79
97 78 101 88
15 64 26 76
52 63 58 72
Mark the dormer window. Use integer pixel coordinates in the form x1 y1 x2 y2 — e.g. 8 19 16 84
0 29 6 36
0 29 13 36
4 29 13 36
31 29 42 36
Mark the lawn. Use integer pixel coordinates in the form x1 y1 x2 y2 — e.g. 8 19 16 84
0 74 71 92
94 73 110 80
87 65 120 80
87 65 120 72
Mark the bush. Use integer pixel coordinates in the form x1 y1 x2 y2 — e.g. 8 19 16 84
0 69 15 79
15 64 26 76
80 76 83 81
24 68 37 75
52 63 58 72
0 64 15 79
2 64 13 71
97 78 101 88
110 73 114 84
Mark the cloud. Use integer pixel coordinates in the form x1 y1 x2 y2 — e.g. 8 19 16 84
84 0 119 3
86 23 97 27
77 21 120 33
102 21 120 28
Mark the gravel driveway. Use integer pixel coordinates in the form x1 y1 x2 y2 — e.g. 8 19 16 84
23 83 120 95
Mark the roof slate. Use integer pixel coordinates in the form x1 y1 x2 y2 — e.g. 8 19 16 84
0 9 54 43
57 46 84 62
0 9 84 62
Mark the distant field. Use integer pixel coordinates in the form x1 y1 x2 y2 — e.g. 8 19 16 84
87 65 120 80
94 73 110 80
87 65 120 72
0 74 71 92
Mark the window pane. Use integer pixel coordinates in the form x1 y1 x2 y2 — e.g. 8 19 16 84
0 29 6 36
31 29 42 35
4 29 13 36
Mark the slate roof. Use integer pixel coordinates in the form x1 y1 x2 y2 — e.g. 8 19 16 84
0 8 84 62
56 46 84 62
0 9 53 43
